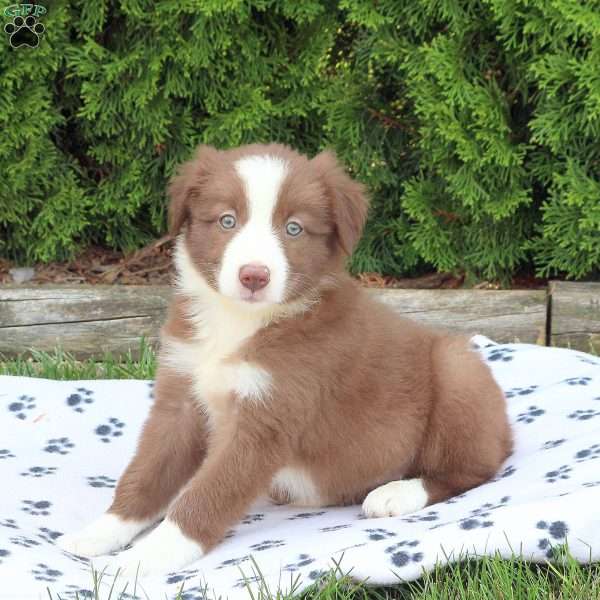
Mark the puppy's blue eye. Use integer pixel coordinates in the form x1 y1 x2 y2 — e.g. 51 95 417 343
219 214 236 230
286 221 303 237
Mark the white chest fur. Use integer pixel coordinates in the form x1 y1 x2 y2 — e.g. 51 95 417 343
162 242 276 426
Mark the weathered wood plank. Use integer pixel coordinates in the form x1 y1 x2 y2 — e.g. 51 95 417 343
549 281 600 353
0 284 547 358
371 289 547 345
0 285 171 359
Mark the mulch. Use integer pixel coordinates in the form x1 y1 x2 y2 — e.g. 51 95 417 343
0 237 547 289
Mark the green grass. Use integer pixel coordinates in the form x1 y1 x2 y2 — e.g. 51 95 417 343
3 347 600 600
40 553 600 600
0 339 157 380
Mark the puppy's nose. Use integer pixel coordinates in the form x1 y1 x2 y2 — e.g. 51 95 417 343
239 264 270 292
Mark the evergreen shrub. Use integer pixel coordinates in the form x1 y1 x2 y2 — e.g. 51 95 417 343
1 0 598 281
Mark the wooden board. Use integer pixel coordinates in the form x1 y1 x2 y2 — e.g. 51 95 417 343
549 281 600 353
371 289 547 345
0 285 171 359
0 284 548 358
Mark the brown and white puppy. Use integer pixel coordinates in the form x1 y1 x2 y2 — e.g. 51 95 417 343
58 143 512 578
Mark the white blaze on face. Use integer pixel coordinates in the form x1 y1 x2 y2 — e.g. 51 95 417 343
218 155 289 305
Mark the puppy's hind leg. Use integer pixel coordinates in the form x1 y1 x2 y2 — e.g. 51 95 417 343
57 367 208 557
417 336 513 503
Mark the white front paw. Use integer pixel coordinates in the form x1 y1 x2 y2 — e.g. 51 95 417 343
57 513 152 558
102 519 204 579
362 478 428 518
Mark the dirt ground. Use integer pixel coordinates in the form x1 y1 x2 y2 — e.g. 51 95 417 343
0 236 547 289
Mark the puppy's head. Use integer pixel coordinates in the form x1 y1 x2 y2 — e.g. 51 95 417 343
169 143 368 307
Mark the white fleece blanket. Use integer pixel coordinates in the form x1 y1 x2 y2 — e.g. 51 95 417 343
1 336 600 600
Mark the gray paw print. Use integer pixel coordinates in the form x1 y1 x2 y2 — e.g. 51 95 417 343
165 567 200 585
505 385 538 398
38 527 62 543
67 388 94 413
10 535 40 548
287 511 326 520
568 409 600 421
241 513 264 525
0 449 15 460
384 539 423 567
95 417 125 443
249 539 285 551
32 563 62 582
365 527 397 541
542 439 565 450
8 395 36 420
545 465 572 483
517 406 545 424
21 499 51 516
44 437 75 455
283 553 315 572
564 377 592 386
537 520 569 559
21 466 57 478
86 475 117 488
1 519 18 530
574 444 600 463
487 348 515 362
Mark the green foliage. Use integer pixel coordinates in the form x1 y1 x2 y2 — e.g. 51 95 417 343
1 0 598 280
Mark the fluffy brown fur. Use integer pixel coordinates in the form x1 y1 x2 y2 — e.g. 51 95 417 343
108 143 512 556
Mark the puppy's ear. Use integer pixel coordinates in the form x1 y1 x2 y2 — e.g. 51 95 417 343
168 145 220 235
311 150 369 255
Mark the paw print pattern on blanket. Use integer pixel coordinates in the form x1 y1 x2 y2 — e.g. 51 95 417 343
283 553 315 572
60 585 95 599
492 464 516 480
574 445 600 463
536 520 569 559
402 510 439 523
21 500 51 517
165 567 200 584
563 377 592 386
66 388 94 413
38 527 62 544
8 395 36 420
384 539 423 567
505 385 538 398
320 523 352 532
95 417 125 443
241 513 264 525
21 466 57 478
457 496 511 531
516 405 545 424
568 409 600 421
86 475 116 488
249 539 285 551
2 340 600 600
365 527 397 541
10 535 40 548
0 519 18 530
486 348 515 362
545 465 572 483
542 439 565 450
287 511 326 520
44 437 75 455
177 587 207 600
32 562 63 582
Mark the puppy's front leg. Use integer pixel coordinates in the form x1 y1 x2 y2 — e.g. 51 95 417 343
105 422 283 578
58 367 208 558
